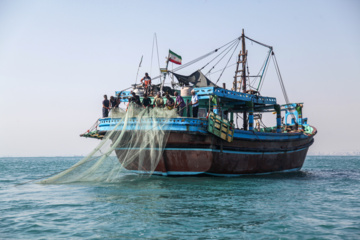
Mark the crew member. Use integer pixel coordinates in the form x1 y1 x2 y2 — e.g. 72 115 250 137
174 91 185 116
141 73 152 95
130 91 141 107
142 93 152 108
110 96 117 109
116 97 121 108
210 95 219 115
102 95 110 117
190 90 199 118
165 94 175 110
153 92 164 108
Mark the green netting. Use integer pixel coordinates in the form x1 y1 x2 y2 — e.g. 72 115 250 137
40 104 178 184
303 125 314 134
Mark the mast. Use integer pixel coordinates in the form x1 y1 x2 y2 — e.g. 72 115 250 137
241 29 247 94
232 45 241 91
241 30 248 130
232 29 248 130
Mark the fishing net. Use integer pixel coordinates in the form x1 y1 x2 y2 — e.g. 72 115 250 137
41 104 178 184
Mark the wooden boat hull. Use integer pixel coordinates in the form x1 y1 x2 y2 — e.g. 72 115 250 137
114 130 314 176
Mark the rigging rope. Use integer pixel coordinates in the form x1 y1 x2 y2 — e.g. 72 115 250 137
272 53 289 103
134 56 143 84
209 40 239 76
216 40 240 84
272 52 296 120
149 33 162 80
256 49 272 91
151 51 214 81
155 33 161 75
259 59 270 92
151 37 241 81
258 54 271 92
259 118 267 128
208 63 236 75
150 34 155 77
202 39 240 73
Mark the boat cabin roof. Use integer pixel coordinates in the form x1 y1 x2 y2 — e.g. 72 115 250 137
116 87 302 113
194 87 276 112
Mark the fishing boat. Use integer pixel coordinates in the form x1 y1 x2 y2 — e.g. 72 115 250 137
81 30 317 176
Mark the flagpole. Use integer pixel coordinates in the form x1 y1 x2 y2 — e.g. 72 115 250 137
160 49 181 96
172 62 174 83
135 55 143 85
160 53 170 97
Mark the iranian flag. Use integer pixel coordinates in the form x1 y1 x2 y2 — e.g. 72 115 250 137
168 50 182 65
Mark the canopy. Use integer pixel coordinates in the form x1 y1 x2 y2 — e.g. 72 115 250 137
172 70 219 88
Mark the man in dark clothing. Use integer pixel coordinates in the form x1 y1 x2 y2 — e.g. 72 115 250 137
142 93 152 108
102 95 110 117
131 92 141 107
110 96 117 109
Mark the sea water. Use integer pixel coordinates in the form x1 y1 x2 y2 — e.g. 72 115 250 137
0 156 359 239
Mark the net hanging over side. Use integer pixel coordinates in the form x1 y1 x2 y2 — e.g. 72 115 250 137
41 104 178 184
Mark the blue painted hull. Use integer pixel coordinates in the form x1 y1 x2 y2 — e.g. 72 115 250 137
116 145 310 176
104 117 316 176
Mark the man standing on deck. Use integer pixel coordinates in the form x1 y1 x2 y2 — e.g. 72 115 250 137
130 91 141 107
165 94 175 110
142 93 152 108
110 96 117 109
102 95 110 118
174 91 185 116
190 90 199 118
153 92 164 108
210 95 219 115
140 73 152 95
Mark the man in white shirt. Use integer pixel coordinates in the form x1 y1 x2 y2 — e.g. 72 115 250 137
190 90 199 118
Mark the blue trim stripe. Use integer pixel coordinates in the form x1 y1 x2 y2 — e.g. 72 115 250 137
205 167 302 177
127 167 302 177
130 170 205 176
115 147 308 155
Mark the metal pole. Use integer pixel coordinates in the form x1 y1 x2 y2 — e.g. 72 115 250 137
135 55 143 85
241 29 248 130
160 59 169 97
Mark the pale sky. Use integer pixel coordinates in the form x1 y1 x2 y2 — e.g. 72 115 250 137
0 0 359 156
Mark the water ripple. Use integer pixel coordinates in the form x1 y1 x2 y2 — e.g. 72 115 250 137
0 156 359 239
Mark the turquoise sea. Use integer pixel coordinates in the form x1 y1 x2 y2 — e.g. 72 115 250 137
0 156 359 239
